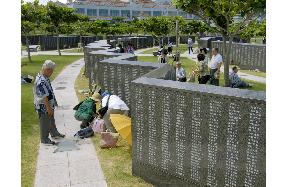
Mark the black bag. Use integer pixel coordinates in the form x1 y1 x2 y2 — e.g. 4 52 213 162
73 100 84 110
98 95 111 117
74 126 94 139
178 77 187 82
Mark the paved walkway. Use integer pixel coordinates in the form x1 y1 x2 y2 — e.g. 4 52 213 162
34 58 107 187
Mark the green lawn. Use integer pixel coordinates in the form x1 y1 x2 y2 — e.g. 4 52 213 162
21 55 83 187
228 65 266 78
21 45 27 51
62 48 83 53
137 56 196 72
141 44 195 54
239 69 266 78
74 68 153 187
137 56 266 91
250 37 264 44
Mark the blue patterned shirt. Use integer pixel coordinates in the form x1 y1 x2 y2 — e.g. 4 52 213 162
33 73 57 113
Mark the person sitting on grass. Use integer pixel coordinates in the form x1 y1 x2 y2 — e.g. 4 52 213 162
74 92 102 129
176 61 187 82
127 43 134 54
117 44 124 53
158 49 169 63
229 66 252 88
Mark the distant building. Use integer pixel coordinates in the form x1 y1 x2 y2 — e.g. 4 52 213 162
67 0 197 21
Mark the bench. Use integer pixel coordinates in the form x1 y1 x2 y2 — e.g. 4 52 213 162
28 45 40 52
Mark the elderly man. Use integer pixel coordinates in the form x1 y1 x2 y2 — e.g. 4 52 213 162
33 60 65 145
176 61 187 82
209 48 223 86
229 66 251 88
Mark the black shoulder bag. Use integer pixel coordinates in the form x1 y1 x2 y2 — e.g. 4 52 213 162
98 95 111 117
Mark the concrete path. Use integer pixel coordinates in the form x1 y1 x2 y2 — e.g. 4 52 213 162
181 50 266 84
34 58 107 187
135 46 157 55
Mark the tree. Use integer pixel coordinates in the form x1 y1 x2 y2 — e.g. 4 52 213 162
239 20 258 42
88 20 109 36
21 0 44 62
239 20 266 43
72 15 90 46
139 16 175 46
111 16 125 24
174 0 266 86
45 2 79 55
180 20 211 37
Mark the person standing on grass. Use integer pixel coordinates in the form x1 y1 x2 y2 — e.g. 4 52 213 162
158 49 169 63
188 37 194 54
33 60 65 145
208 48 223 86
194 53 211 84
167 41 173 56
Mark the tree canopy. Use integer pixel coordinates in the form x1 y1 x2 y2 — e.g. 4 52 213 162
174 0 266 86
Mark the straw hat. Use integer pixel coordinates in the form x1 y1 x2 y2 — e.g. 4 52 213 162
176 61 181 65
91 92 102 102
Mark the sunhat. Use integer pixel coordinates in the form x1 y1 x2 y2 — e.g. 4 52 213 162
91 92 102 102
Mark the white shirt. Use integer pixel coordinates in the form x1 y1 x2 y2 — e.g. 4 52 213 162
188 38 193 47
209 53 223 69
168 43 173 47
102 95 129 110
176 67 186 79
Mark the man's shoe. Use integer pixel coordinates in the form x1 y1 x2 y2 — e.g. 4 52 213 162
42 140 58 146
51 134 65 139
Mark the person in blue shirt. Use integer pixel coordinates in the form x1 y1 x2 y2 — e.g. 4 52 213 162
33 60 65 145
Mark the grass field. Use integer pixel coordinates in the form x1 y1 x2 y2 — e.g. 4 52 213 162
74 68 153 187
228 65 266 78
238 69 266 78
250 37 265 44
137 56 266 91
21 45 27 51
21 55 83 187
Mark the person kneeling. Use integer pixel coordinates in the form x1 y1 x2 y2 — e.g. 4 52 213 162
99 92 129 133
229 66 251 88
74 92 102 129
